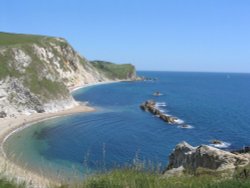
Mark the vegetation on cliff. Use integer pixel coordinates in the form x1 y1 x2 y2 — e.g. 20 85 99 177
91 60 136 80
0 33 76 103
63 169 250 188
0 177 25 188
2 167 250 188
0 32 137 115
56 142 250 187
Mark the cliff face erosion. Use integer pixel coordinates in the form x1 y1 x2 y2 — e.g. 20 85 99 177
0 32 136 116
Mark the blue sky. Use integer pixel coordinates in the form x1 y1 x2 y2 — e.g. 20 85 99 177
1 0 250 72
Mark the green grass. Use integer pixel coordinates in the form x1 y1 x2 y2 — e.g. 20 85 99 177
0 33 69 101
0 32 70 52
24 76 68 101
0 178 25 188
58 162 250 188
0 47 21 79
0 32 46 46
1 167 250 188
57 168 250 188
91 60 135 80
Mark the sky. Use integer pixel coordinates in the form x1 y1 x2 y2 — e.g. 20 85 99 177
1 0 250 73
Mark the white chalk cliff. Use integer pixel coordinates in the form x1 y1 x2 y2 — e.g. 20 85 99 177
0 32 136 117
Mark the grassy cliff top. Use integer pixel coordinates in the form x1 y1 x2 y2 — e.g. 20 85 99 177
0 32 66 47
91 60 135 80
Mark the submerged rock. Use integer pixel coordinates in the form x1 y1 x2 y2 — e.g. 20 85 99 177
153 91 163 96
164 142 250 176
211 140 223 145
180 124 189 128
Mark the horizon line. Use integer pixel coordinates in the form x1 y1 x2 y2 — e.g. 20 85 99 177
137 70 250 74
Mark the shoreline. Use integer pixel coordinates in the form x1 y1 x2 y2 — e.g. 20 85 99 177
0 80 122 187
0 104 94 187
69 80 126 92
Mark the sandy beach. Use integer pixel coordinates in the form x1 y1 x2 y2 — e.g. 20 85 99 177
69 80 121 92
0 80 123 187
0 104 94 187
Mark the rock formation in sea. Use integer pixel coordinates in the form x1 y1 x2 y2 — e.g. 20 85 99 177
140 100 180 124
0 32 137 117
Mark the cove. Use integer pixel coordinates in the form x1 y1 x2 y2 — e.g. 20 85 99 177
4 71 250 179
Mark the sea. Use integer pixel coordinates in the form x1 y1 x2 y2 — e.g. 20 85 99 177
4 71 250 179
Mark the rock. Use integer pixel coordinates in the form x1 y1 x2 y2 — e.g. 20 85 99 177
140 100 180 124
211 140 223 145
140 77 158 81
153 91 162 96
140 100 156 111
34 106 45 113
0 111 7 118
180 124 189 128
12 48 32 73
164 142 250 176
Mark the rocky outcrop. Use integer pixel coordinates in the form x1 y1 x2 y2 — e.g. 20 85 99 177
164 142 250 176
0 32 137 117
140 100 178 124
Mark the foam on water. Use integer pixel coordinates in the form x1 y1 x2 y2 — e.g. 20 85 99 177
173 119 185 124
155 102 167 107
163 113 172 116
210 142 231 149
178 124 194 129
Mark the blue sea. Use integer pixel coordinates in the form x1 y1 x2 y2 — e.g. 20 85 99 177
4 71 250 179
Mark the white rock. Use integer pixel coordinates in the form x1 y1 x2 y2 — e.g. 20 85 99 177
165 142 250 175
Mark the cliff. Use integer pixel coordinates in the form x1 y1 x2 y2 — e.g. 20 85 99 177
0 32 137 116
91 60 137 80
164 142 250 177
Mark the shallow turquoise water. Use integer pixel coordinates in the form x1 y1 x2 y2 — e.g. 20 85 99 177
4 71 250 179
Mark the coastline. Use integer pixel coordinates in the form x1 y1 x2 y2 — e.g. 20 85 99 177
0 104 94 187
0 80 121 187
69 80 125 92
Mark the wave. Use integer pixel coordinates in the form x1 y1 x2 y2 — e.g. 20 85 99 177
210 142 231 149
155 102 167 107
163 113 172 116
178 124 194 129
173 118 185 124
153 93 163 96
152 101 192 130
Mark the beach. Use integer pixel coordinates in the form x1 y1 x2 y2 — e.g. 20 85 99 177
0 104 94 187
0 80 122 187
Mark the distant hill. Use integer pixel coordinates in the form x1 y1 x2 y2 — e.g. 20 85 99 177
91 60 136 80
0 32 137 116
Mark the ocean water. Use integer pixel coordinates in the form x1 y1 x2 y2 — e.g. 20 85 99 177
4 71 250 179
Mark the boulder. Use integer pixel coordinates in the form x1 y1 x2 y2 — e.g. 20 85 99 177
0 111 7 118
165 142 250 175
140 100 156 112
